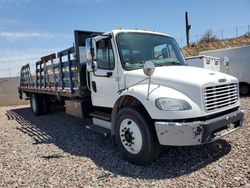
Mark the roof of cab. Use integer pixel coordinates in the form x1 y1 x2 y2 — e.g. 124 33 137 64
110 29 171 37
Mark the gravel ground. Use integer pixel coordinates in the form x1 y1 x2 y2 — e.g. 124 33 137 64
0 98 249 187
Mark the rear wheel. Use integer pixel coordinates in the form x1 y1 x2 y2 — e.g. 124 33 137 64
115 107 161 165
42 95 50 114
30 94 43 115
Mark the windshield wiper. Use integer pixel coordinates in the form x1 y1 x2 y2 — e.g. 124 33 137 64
169 61 186 66
137 61 184 67
154 63 165 66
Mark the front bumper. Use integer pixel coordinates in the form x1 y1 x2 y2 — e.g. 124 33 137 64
154 108 244 146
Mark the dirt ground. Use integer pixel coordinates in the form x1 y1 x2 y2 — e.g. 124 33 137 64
0 98 249 187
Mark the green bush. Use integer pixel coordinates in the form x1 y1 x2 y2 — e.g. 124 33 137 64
199 29 218 43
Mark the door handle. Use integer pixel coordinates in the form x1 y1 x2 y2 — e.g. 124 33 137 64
93 71 113 78
92 81 97 92
107 72 113 77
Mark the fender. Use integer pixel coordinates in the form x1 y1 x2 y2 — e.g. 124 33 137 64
111 84 202 137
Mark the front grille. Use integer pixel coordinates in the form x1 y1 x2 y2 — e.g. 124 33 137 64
203 83 238 112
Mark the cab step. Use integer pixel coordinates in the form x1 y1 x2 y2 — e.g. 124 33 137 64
89 111 111 121
86 124 110 137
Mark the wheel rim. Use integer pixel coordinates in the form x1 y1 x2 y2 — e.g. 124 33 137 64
31 96 36 112
119 118 142 154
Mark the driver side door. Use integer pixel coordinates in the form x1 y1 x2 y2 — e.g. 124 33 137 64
90 38 119 108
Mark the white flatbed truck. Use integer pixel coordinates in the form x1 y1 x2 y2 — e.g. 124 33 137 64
18 29 244 164
186 55 220 72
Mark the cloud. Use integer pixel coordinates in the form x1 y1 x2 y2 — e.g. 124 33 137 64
0 18 29 30
0 18 71 42
0 48 60 64
0 31 71 42
0 48 61 77
0 32 54 38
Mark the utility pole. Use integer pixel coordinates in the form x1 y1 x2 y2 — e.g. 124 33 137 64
185 11 191 46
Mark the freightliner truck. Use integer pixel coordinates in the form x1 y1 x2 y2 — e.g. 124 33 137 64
18 29 244 164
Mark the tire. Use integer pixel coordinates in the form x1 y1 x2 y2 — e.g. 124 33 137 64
30 94 43 115
239 83 249 96
115 107 161 165
42 95 50 114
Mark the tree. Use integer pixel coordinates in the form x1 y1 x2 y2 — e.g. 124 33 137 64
199 29 218 43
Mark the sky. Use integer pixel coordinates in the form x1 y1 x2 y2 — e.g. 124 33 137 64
0 0 250 77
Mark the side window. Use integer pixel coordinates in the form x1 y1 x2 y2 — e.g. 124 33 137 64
168 45 177 58
154 44 177 59
154 44 166 59
96 39 115 70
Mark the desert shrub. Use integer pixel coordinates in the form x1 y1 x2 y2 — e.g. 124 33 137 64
199 29 218 43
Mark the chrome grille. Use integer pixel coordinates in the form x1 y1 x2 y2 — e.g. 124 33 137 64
204 83 238 112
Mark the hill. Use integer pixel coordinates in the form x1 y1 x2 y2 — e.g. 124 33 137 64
181 34 250 57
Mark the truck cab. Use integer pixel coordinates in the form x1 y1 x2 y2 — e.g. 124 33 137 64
19 29 244 165
85 29 243 164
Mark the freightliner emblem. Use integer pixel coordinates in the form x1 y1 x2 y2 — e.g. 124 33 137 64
218 78 227 82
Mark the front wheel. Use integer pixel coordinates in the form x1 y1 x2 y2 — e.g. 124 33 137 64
115 107 161 165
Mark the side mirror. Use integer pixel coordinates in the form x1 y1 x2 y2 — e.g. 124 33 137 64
85 38 97 61
86 60 97 72
223 56 229 67
143 61 155 100
143 61 155 77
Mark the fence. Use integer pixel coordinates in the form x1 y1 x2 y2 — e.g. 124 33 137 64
177 25 250 47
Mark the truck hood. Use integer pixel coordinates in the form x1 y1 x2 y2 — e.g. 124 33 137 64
124 66 238 106
125 66 237 87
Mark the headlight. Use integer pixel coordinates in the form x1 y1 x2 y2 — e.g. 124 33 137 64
155 98 192 111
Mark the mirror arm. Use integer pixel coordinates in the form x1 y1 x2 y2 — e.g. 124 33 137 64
147 76 151 100
117 78 148 94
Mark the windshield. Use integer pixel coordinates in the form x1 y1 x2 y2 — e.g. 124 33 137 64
117 32 186 70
